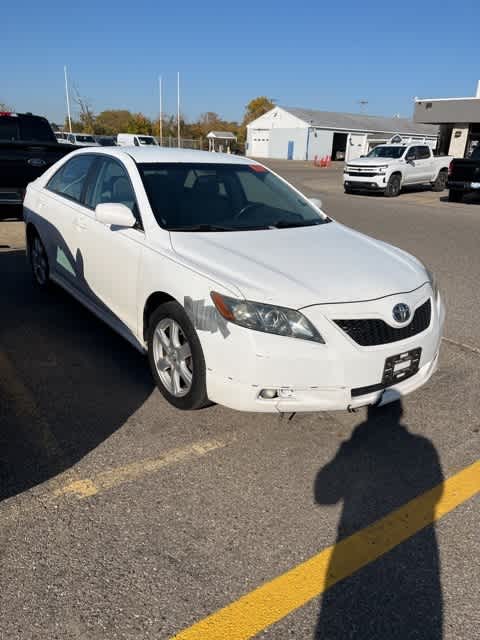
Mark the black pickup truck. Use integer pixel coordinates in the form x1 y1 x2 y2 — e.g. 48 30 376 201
0 112 75 214
447 146 480 202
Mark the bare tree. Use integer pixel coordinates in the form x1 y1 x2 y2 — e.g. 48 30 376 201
72 85 95 133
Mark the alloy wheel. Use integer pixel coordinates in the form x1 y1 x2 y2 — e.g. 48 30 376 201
152 318 193 397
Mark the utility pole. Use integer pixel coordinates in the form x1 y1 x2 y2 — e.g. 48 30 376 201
64 65 72 132
159 75 163 145
177 71 181 148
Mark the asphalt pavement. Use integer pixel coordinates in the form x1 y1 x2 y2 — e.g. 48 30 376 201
0 163 479 639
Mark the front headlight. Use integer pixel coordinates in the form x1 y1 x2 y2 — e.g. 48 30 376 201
211 292 325 343
427 269 439 299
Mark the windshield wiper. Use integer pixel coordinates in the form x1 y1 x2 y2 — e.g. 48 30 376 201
167 224 239 232
271 219 326 229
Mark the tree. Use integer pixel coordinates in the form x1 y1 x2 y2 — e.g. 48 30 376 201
243 96 275 126
72 85 95 133
94 110 133 135
127 112 153 135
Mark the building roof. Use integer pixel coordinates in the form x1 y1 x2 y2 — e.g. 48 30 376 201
206 131 237 139
281 106 438 136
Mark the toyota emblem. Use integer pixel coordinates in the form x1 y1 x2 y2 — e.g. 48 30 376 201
393 303 411 323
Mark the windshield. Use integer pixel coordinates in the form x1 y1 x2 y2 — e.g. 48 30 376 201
138 136 157 145
76 135 95 143
367 146 406 159
138 163 329 231
470 146 480 160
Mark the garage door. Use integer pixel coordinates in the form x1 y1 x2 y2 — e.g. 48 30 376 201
250 130 270 157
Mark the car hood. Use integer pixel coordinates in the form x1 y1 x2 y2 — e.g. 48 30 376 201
347 156 401 167
170 222 428 308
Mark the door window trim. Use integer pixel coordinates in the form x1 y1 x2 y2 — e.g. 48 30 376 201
81 155 144 231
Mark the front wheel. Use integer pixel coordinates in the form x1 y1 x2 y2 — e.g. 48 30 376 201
384 174 401 197
432 170 448 192
448 189 463 203
147 301 210 410
29 231 50 288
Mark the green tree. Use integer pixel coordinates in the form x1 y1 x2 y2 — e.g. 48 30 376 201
94 110 133 135
127 112 153 135
243 96 275 126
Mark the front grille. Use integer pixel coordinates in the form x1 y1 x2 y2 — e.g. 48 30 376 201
347 171 377 178
334 299 431 346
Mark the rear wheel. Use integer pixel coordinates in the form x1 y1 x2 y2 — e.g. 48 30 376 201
29 231 50 288
432 170 448 192
448 189 463 203
384 174 401 197
147 302 210 410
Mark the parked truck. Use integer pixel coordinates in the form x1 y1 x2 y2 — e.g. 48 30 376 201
0 112 76 214
447 146 480 202
343 144 452 197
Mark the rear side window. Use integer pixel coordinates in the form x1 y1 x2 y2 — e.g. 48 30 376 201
47 155 96 203
0 115 56 142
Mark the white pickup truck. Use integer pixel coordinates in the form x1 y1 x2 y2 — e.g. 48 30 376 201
343 144 452 197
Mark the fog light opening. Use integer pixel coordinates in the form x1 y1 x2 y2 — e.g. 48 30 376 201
259 389 278 399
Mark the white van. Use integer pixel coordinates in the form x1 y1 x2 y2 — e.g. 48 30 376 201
117 133 158 147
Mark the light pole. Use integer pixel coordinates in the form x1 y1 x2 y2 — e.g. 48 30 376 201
64 65 72 133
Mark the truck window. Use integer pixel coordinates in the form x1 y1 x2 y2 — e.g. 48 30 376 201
417 146 431 160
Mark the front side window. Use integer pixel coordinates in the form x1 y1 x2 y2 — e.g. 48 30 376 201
85 157 139 222
417 146 431 159
47 155 96 203
138 162 329 231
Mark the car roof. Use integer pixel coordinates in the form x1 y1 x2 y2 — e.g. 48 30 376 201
69 146 257 166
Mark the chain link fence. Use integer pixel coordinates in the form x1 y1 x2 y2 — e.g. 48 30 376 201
155 137 203 150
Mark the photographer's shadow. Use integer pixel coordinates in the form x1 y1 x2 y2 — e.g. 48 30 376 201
314 401 443 639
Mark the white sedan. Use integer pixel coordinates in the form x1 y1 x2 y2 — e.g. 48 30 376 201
23 147 445 412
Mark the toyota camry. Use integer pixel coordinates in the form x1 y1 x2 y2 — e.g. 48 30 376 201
23 147 445 412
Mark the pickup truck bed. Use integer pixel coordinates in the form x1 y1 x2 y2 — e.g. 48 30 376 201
0 113 76 213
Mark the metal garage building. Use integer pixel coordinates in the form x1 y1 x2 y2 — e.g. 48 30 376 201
246 106 438 162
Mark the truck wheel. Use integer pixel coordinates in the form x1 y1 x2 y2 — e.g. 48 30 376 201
147 301 211 410
385 174 401 197
432 170 448 192
448 190 463 203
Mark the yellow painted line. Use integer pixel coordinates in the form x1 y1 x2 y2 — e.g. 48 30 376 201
53 439 227 499
171 459 480 640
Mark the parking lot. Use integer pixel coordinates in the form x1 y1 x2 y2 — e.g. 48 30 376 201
1 162 479 639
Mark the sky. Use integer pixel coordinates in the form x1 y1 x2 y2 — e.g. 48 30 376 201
1 0 479 125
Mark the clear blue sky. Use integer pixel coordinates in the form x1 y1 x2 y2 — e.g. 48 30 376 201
1 0 479 124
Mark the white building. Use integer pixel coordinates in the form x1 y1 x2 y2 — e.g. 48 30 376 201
246 106 438 162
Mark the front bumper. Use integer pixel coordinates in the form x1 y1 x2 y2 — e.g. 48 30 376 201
204 284 444 413
344 173 388 191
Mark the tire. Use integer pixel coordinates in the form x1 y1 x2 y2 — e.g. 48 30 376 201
432 170 448 192
147 301 210 410
384 174 401 197
28 230 50 289
448 189 463 203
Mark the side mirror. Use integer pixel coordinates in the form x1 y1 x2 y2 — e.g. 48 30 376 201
309 197 323 209
406 154 415 163
95 203 136 228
